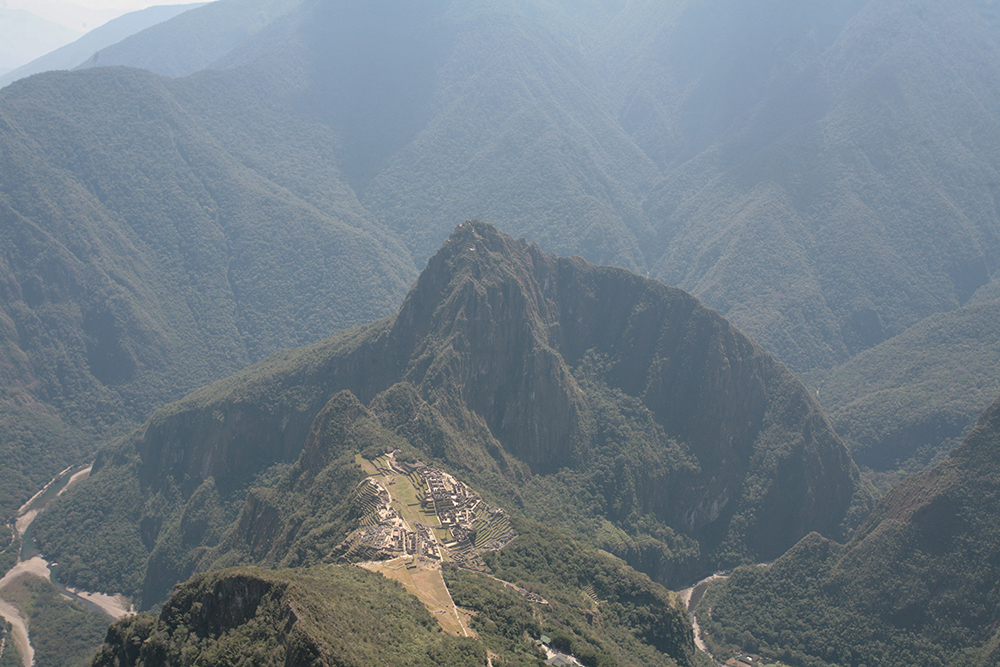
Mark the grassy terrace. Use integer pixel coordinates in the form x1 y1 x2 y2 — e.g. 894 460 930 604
354 454 441 532
345 455 532 641
359 558 470 637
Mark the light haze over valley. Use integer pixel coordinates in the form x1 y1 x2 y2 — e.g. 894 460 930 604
0 1 999 666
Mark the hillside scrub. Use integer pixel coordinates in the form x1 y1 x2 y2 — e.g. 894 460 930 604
699 395 1000 667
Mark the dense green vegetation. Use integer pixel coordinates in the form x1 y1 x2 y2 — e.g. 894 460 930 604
315 0 1000 375
451 517 695 667
0 619 22 667
2 0 999 525
698 396 1000 667
0 61 415 515
7 1 1000 660
639 0 1000 374
92 565 484 667
94 0 1000 378
30 318 397 603
31 447 160 599
0 388 93 515
441 567 548 666
813 298 1000 491
0 576 110 667
37 223 865 618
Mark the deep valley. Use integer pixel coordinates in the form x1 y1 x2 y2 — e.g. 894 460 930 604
1 0 999 665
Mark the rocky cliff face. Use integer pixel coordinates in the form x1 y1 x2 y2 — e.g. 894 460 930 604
381 221 866 559
40 221 869 605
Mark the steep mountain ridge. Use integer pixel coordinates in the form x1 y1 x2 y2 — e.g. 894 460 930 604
36 222 868 612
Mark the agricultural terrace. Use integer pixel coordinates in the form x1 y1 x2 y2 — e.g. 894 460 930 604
337 451 526 635
334 452 516 569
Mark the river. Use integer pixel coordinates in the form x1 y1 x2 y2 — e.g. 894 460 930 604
677 574 728 659
677 564 772 663
0 464 132 667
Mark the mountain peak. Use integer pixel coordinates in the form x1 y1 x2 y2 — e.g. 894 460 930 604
39 223 868 618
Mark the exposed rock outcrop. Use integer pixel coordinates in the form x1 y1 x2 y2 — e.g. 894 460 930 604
41 221 869 607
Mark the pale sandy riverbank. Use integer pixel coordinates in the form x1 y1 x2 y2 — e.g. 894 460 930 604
64 588 132 619
0 555 51 589
677 574 728 655
13 512 37 538
58 466 92 497
0 462 129 667
0 598 32 667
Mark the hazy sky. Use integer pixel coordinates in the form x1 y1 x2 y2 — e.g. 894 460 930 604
6 0 200 30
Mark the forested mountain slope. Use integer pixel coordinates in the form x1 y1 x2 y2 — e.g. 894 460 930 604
91 567 489 667
815 297 1000 486
2 1 997 663
700 394 1000 667
79 0 1000 377
0 65 415 512
36 222 868 613
641 0 1000 372
0 0 995 502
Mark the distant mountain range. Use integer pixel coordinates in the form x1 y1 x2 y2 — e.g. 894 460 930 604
0 8 81 74
1 0 998 508
0 0 1000 498
62 0 1000 371
0 3 205 89
74 0 303 77
2 2 998 662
